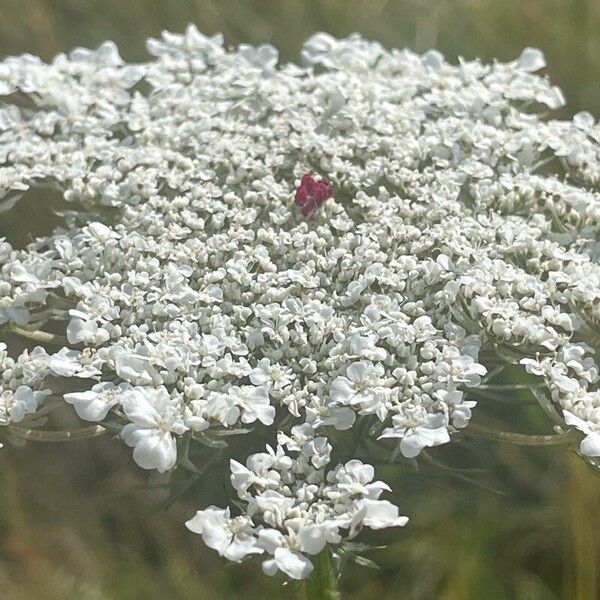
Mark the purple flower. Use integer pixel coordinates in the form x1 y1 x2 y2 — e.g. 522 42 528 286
294 173 333 216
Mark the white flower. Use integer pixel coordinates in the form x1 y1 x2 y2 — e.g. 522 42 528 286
146 24 223 63
359 499 410 529
517 47 546 72
436 349 487 387
67 313 110 346
249 358 293 397
186 507 263 562
3 386 50 423
44 348 102 379
334 459 381 489
228 385 275 426
262 547 314 580
297 523 341 555
379 409 450 458
238 44 278 73
114 351 154 386
434 389 477 429
330 361 389 416
121 387 188 472
0 305 30 325
563 410 600 457
194 392 237 427
306 396 356 431
188 434 408 579
301 32 383 70
64 382 130 421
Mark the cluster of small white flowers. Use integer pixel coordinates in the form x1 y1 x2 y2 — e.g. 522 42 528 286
1 27 600 577
0 343 51 427
186 424 408 579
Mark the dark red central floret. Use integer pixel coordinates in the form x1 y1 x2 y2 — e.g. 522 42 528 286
294 173 333 216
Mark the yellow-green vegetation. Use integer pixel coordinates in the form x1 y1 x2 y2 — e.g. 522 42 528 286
2 415 599 599
1 2 600 598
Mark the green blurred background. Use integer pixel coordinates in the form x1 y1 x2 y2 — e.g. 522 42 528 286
1 1 600 598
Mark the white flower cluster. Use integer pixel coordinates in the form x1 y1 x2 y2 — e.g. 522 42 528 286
186 424 407 579
1 27 600 577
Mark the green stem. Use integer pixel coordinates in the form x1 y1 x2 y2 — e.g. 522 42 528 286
464 423 579 447
5 424 106 442
303 552 340 600
476 383 545 390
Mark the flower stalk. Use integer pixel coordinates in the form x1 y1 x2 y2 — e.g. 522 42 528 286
7 325 69 346
6 424 106 442
302 552 340 600
463 423 580 447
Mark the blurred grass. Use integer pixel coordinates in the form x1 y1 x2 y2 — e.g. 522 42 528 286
2 421 599 599
1 1 600 598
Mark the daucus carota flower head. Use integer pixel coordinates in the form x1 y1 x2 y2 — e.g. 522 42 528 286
0 26 599 580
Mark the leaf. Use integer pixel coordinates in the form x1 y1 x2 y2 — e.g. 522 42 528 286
212 427 253 437
352 555 380 570
195 433 228 448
